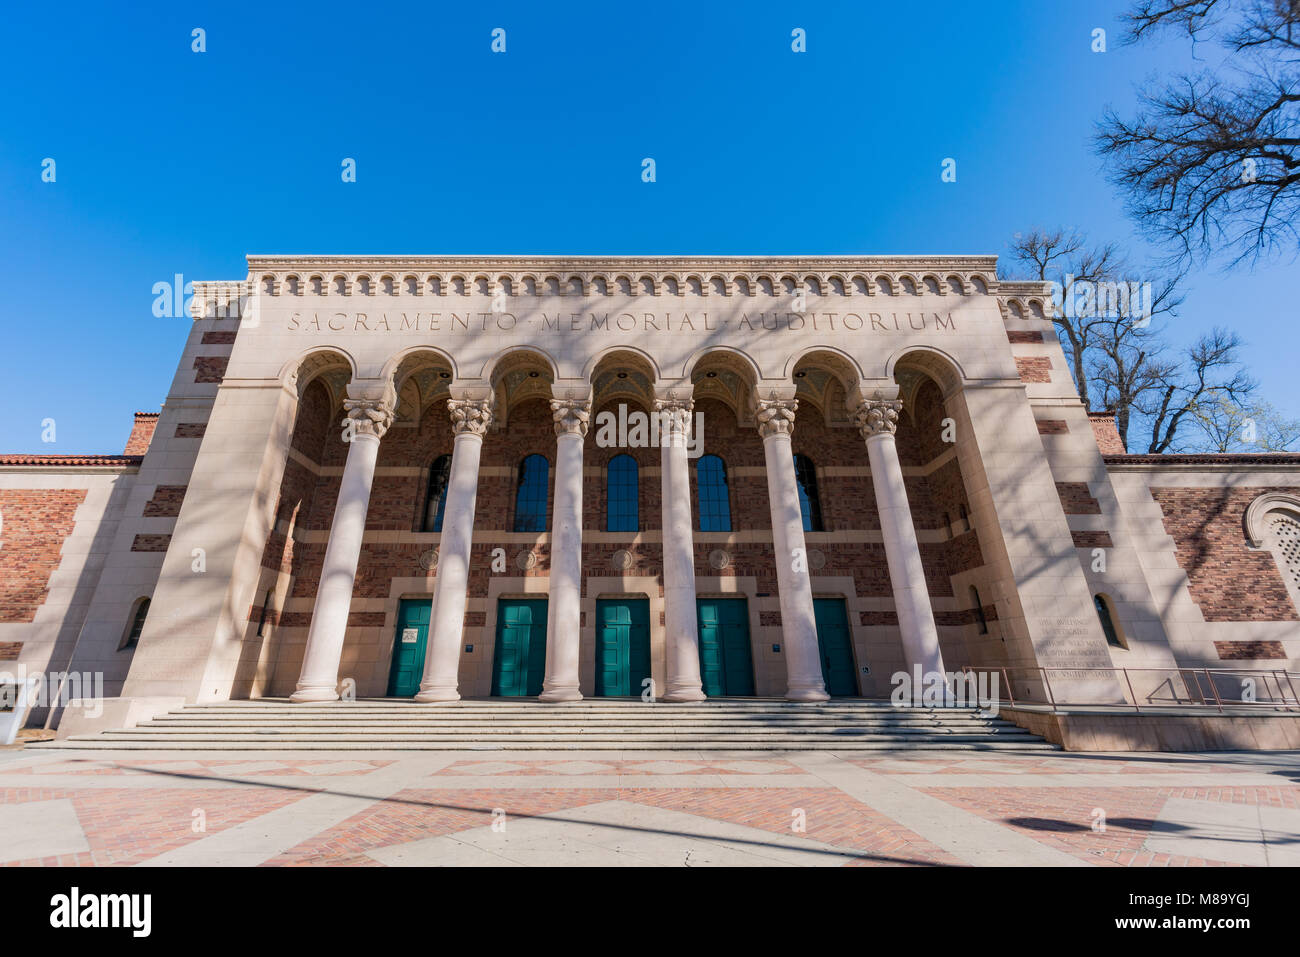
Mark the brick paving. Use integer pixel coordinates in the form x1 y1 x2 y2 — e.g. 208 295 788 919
1 747 1297 866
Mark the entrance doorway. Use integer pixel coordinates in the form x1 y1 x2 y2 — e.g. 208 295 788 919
814 598 858 696
387 598 432 697
491 598 548 697
594 598 651 697
696 598 755 696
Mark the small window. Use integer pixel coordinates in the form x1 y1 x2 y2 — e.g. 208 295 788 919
513 454 550 532
695 455 732 532
606 454 639 532
121 597 150 650
1094 594 1124 647
959 503 970 531
970 586 988 635
423 454 452 532
793 454 824 532
942 512 951 534
256 589 274 638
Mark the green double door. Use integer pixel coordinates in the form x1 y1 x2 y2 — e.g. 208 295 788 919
492 598 548 697
595 598 651 697
814 598 858 696
696 598 755 697
387 598 432 697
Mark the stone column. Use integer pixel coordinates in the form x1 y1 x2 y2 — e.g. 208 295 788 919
656 396 706 702
291 391 394 702
539 396 591 702
415 397 495 702
756 397 830 702
854 394 945 679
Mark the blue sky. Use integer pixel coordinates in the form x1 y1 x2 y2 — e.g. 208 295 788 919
1 0 1294 453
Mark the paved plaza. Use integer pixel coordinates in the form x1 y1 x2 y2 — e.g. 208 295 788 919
1 746 1298 867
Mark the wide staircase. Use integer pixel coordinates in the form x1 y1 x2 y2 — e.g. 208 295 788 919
37 698 1057 751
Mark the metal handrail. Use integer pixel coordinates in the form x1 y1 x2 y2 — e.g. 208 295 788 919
953 665 1300 715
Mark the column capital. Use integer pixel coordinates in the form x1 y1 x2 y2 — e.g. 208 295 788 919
341 397 395 439
653 396 694 436
447 397 495 436
755 397 797 439
550 397 592 437
853 395 903 439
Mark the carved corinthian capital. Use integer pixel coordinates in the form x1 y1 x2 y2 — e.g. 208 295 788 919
853 397 903 438
654 397 694 437
550 398 592 437
341 398 395 439
755 398 797 439
447 398 495 436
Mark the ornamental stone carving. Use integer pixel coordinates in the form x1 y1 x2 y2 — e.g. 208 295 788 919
755 398 798 439
341 398 395 439
551 398 592 437
853 397 903 438
448 398 495 436
654 397 694 437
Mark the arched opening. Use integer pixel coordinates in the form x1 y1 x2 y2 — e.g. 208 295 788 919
793 453 824 532
970 586 988 635
120 597 150 650
423 454 452 532
1094 594 1125 648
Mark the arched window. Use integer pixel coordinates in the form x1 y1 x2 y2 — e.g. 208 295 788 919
793 454 824 532
256 589 273 637
958 503 970 531
423 454 452 532
513 454 550 532
1094 594 1124 647
606 454 639 532
695 455 732 532
970 586 988 635
120 597 150 650
942 512 952 535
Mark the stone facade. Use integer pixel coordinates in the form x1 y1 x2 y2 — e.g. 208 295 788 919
1 255 1297 723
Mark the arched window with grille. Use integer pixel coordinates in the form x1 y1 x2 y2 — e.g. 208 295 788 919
120 597 150 650
513 454 550 532
793 453 824 532
606 454 639 532
1094 594 1125 647
695 454 732 532
423 454 452 532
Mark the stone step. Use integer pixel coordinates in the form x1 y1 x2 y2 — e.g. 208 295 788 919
32 738 1057 751
141 715 1011 727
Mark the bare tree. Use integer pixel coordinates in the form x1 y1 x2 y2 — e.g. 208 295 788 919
1188 395 1300 449
1097 0 1300 266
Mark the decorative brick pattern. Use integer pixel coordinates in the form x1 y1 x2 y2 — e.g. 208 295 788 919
759 611 782 627
193 356 229 383
1088 412 1126 454
130 533 172 552
464 611 486 628
200 331 238 345
1055 482 1102 515
123 412 159 455
1070 530 1112 549
175 422 207 438
1006 330 1043 344
0 489 86 623
142 484 187 518
1151 486 1300 622
1014 357 1051 383
0 642 21 660
1036 420 1068 435
1214 640 1286 660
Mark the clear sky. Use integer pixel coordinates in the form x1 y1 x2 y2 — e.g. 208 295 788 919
1 0 1294 453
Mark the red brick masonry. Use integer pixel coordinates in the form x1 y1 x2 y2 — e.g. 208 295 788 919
0 489 86 623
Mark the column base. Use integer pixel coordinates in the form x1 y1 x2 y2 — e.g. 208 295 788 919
538 688 583 703
413 687 460 703
289 687 340 703
662 687 707 702
784 685 831 703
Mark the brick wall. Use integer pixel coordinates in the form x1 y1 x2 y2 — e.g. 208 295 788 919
1089 412 1125 454
0 489 86 623
1151 486 1300 622
124 412 159 455
142 484 187 518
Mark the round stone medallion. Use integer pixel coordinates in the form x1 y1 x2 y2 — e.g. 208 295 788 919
708 549 732 570
807 548 827 570
611 549 634 570
515 549 538 571
418 549 439 570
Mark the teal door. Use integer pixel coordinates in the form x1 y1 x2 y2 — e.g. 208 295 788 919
814 598 858 696
595 598 651 697
492 598 548 697
387 599 432 697
696 598 755 697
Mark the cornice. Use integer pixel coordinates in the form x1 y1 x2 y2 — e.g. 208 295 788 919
244 253 1000 273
